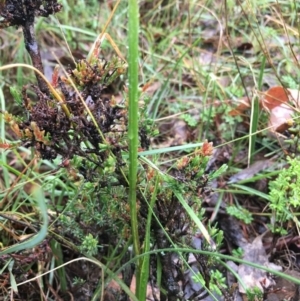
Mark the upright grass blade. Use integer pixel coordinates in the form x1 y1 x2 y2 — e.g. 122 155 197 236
139 175 159 299
50 241 67 292
0 85 10 189
248 55 266 165
248 94 260 165
127 0 141 297
173 191 216 250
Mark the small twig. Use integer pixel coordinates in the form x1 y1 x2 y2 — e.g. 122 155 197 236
22 21 49 94
0 0 63 95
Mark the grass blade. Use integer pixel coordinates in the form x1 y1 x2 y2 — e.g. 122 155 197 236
0 185 48 255
128 0 142 297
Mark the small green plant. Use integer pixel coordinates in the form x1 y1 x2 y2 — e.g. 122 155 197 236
217 108 243 141
210 270 228 295
192 269 227 296
285 117 300 155
206 222 224 250
232 247 244 258
246 286 263 301
72 276 86 286
268 156 300 234
226 84 245 99
79 234 99 256
180 113 198 127
226 204 253 224
281 75 298 89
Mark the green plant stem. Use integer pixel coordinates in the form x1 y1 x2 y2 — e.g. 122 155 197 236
139 175 159 298
249 55 266 165
127 0 141 296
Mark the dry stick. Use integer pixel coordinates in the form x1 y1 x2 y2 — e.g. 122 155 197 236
22 21 49 95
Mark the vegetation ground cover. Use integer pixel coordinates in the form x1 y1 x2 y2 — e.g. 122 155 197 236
1 0 300 300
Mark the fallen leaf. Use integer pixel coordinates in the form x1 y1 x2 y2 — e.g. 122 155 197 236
229 96 251 116
228 159 275 184
265 87 300 132
229 86 300 133
142 81 161 95
266 270 300 301
238 235 282 294
268 104 293 132
262 86 290 111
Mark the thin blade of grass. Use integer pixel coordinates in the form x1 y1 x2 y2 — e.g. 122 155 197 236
128 0 142 298
248 55 266 165
140 175 159 299
230 183 271 201
173 191 216 250
0 185 48 255
248 95 260 165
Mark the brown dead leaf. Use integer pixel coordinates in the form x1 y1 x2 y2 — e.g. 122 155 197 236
268 104 293 132
228 159 275 184
238 235 282 294
141 81 161 95
229 96 251 116
262 86 290 111
266 270 300 301
229 86 295 116
173 120 188 145
153 119 189 149
228 86 300 133
265 87 300 132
